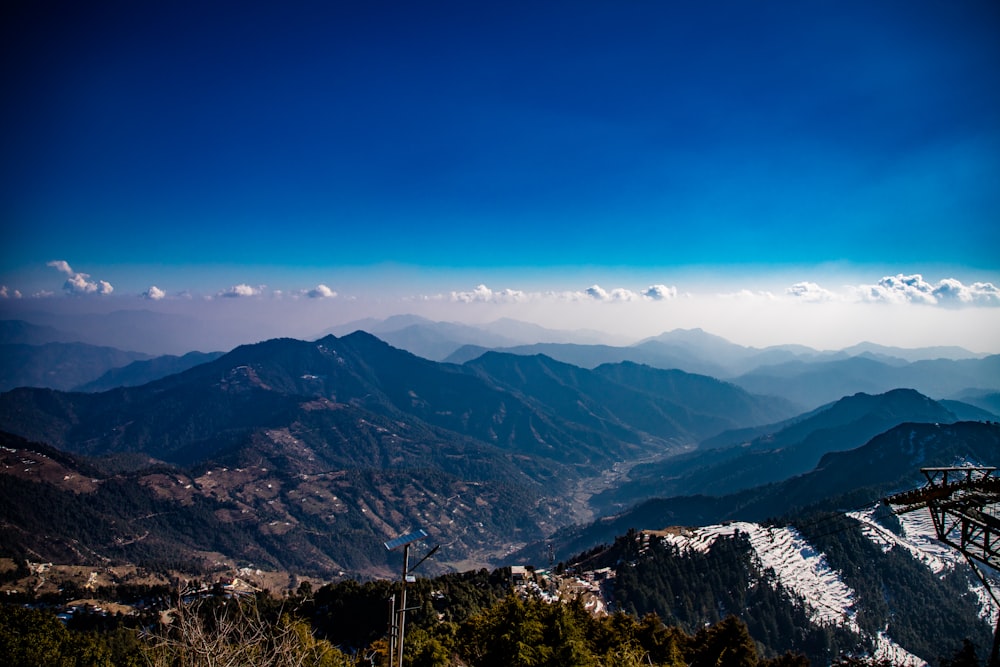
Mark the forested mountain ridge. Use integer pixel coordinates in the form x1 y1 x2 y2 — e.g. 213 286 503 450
73 350 225 392
520 420 1000 566
541 421 1000 663
591 388 979 511
573 508 995 664
0 332 801 471
0 429 553 576
464 353 797 445
6 313 997 419
0 332 796 575
592 360 798 429
0 341 151 392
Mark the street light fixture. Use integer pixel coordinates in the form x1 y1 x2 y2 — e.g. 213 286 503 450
384 529 438 667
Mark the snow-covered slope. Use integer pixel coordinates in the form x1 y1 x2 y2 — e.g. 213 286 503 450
849 505 1000 630
661 522 858 629
654 518 973 666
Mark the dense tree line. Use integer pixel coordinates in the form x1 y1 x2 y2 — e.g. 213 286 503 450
0 590 800 666
0 566 990 666
603 528 860 663
594 515 995 664
0 605 148 667
793 512 994 663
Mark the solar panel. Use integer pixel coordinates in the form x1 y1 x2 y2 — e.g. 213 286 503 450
384 528 428 551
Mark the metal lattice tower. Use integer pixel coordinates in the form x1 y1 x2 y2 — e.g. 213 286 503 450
884 466 1000 665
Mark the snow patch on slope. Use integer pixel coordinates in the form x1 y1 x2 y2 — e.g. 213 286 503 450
873 632 926 666
851 505 1000 629
848 507 954 574
658 521 925 666
664 522 857 628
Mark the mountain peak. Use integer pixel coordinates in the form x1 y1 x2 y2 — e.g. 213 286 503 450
639 327 735 347
841 341 981 362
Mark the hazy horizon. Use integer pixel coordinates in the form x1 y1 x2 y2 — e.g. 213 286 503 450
3 277 999 357
3 2 998 355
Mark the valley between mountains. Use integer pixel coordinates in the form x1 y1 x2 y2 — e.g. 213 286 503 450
2 330 792 574
1 319 999 663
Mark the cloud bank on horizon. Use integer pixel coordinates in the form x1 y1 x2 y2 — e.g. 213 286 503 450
4 261 999 310
1 261 999 353
2 2 998 351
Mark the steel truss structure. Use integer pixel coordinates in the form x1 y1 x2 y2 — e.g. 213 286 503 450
885 466 1000 666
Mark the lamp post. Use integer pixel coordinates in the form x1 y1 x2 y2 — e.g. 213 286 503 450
384 529 438 667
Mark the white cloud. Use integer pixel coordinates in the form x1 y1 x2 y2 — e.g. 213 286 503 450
430 283 645 304
47 260 114 295
642 284 678 300
609 287 638 301
858 274 1000 307
718 289 777 301
142 285 167 300
786 281 835 302
932 279 1000 306
450 284 527 303
47 260 73 275
65 273 91 292
438 283 668 304
579 285 639 301
860 274 937 305
306 284 337 299
218 283 261 298
0 286 22 299
585 285 609 300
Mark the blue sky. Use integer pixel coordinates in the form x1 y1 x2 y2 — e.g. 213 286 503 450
2 1 999 351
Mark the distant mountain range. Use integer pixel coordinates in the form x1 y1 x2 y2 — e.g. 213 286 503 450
449 343 1000 411
0 310 226 355
1 332 791 467
5 315 997 415
325 316 986 372
354 318 998 411
0 319 223 392
2 315 997 661
0 342 152 392
0 331 806 574
0 319 79 345
0 341 224 393
733 354 1000 409
73 351 226 392
321 314 625 356
590 387 981 511
953 388 1000 415
1 327 995 578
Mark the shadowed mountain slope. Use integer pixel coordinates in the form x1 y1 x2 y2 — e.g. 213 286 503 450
0 342 151 392
73 351 225 392
0 333 799 474
521 420 1000 566
592 388 967 511
0 332 811 575
733 354 1000 409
